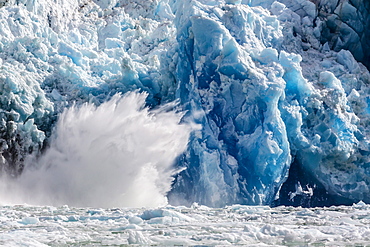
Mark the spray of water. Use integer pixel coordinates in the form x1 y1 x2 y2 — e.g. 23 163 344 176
0 92 193 208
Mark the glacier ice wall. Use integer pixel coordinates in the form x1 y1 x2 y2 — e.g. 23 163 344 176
169 0 292 206
317 0 370 70
0 0 369 207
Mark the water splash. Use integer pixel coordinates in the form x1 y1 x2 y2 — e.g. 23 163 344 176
0 92 193 208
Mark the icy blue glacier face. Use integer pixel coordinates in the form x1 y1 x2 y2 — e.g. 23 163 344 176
0 0 369 207
169 0 292 206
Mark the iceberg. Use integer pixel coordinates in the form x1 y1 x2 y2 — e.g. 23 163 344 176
0 0 369 208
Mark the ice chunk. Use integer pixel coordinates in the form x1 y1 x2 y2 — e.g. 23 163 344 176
270 1 286 16
141 208 192 222
19 217 39 225
226 0 241 4
336 49 360 73
127 230 152 245
128 216 143 225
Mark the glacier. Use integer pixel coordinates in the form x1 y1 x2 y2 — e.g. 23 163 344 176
0 0 369 208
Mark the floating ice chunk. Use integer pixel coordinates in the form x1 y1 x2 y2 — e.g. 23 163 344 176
67 216 79 222
288 182 313 201
141 208 192 222
19 217 39 225
128 216 143 225
127 230 152 245
353 200 367 209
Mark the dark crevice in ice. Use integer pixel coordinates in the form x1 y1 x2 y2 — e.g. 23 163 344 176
272 159 354 208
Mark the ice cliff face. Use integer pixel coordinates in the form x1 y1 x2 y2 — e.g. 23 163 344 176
0 0 369 207
318 0 370 70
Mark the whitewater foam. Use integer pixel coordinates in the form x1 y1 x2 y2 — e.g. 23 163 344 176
0 92 193 208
